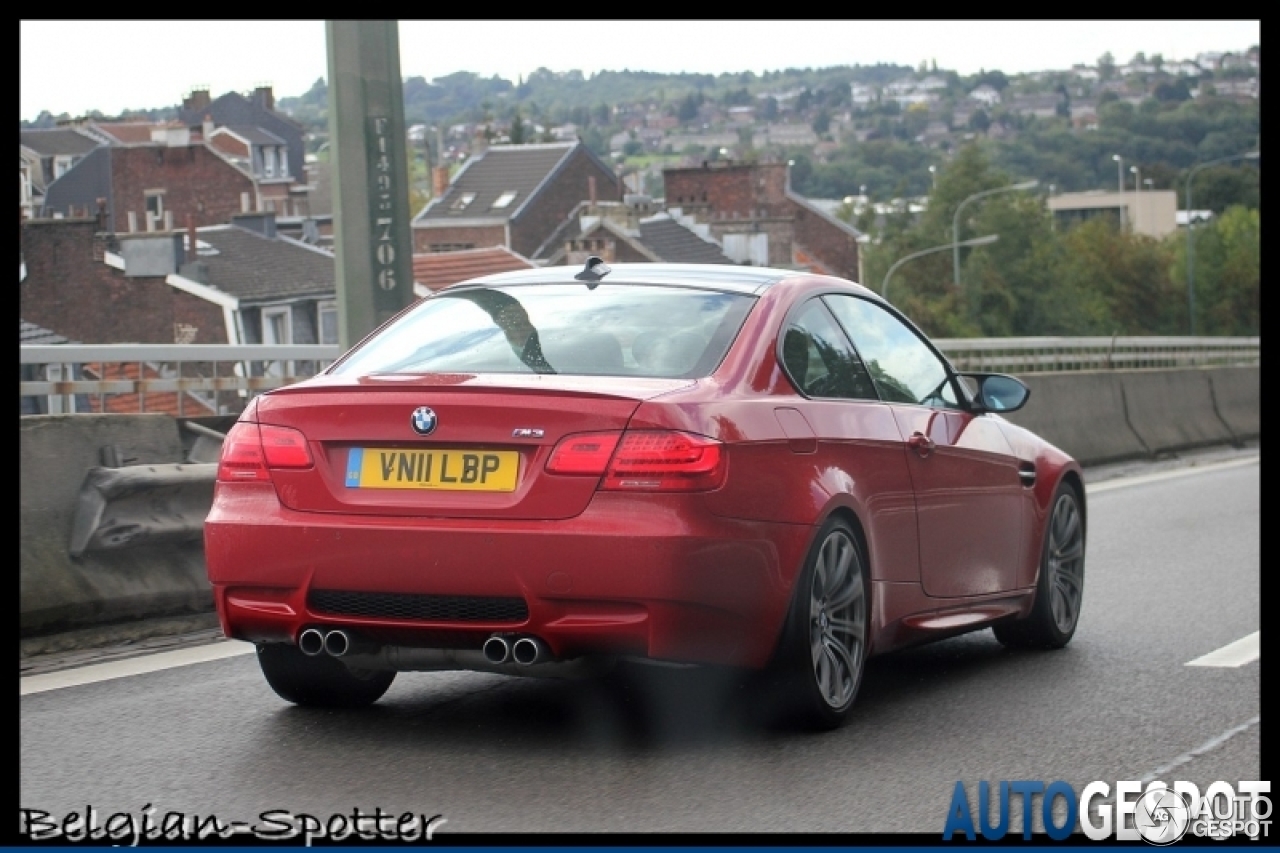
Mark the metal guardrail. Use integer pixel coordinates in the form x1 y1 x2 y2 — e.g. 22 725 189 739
934 336 1260 373
19 338 1260 415
20 344 341 416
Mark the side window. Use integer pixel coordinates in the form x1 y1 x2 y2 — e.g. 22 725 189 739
824 295 959 408
780 299 877 400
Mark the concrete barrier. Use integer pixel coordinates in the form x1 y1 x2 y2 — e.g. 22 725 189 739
1119 369 1237 455
1207 366 1260 441
18 367 1259 639
1004 371 1150 466
20 415 214 636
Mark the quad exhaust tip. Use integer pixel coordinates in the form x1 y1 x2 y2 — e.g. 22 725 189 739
483 635 511 664
512 636 549 666
298 627 325 656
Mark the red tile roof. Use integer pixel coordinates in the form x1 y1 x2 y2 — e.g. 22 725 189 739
88 122 157 144
412 246 537 295
81 362 218 417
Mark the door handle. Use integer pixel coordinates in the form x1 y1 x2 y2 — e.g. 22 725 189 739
908 432 935 458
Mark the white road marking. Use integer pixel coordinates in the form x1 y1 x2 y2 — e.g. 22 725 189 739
1086 456 1258 494
1185 631 1260 668
20 640 256 696
1139 715 1261 784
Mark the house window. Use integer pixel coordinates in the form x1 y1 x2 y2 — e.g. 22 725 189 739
263 307 292 345
262 306 292 378
276 147 289 178
491 190 517 209
145 191 165 228
263 147 276 178
450 192 477 211
53 155 74 179
318 301 339 345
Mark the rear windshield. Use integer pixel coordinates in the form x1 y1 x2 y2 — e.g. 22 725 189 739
329 283 757 379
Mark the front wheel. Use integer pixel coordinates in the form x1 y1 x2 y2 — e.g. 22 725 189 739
256 643 396 708
773 517 870 731
994 481 1086 649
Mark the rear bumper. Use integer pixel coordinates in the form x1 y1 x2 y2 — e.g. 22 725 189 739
205 483 811 668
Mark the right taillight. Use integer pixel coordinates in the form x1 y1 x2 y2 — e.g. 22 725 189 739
545 429 725 492
217 422 313 482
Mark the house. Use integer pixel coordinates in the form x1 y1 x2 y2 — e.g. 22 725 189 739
177 86 306 191
19 128 103 217
410 140 623 259
29 116 305 232
412 246 537 297
205 125 296 214
529 196 735 268
662 160 863 282
967 85 1002 107
21 211 335 348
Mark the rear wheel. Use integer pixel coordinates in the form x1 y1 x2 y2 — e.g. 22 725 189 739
256 643 396 708
774 517 870 731
994 481 1086 649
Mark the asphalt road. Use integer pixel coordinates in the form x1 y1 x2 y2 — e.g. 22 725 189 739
19 446 1261 839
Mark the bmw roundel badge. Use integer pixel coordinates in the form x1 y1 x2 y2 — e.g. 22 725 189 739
410 406 438 436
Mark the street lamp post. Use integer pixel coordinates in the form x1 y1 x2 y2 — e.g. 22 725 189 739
952 180 1038 286
1113 154 1126 229
1184 151 1260 335
1130 165 1141 192
885 234 998 303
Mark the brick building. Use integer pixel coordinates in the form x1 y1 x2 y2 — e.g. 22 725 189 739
662 161 862 281
40 133 260 234
20 217 224 345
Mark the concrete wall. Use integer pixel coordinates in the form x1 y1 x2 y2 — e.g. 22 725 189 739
18 366 1259 638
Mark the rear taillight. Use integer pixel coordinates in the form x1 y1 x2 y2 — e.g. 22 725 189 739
545 430 725 492
217 422 313 482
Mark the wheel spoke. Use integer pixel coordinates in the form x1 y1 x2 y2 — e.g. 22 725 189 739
828 560 863 611
823 634 858 705
827 613 864 637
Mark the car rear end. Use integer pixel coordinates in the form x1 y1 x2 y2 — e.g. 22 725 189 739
204 269 805 670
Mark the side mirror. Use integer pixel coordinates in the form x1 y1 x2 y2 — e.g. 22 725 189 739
959 372 1030 414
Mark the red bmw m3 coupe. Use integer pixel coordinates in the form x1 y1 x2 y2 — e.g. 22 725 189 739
205 258 1086 730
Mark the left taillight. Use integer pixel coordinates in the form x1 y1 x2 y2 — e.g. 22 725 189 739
217 422 313 482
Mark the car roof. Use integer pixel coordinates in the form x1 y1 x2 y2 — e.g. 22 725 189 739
442 262 825 296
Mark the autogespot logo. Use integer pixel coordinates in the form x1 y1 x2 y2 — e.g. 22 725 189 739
1134 787 1191 845
942 780 1271 843
410 406 437 436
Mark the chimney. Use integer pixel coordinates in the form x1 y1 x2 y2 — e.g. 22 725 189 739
589 175 597 211
253 85 274 111
183 87 211 113
431 166 450 199
202 114 214 140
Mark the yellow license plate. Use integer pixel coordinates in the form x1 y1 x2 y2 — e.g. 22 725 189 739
346 448 519 491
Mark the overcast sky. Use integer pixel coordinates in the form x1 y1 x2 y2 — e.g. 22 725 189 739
20 20 1260 123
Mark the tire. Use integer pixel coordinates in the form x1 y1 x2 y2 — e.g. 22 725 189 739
994 481 1086 649
256 643 396 708
773 517 870 731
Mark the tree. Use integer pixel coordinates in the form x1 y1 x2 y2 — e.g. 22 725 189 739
812 109 831 135
1097 52 1116 80
509 111 527 144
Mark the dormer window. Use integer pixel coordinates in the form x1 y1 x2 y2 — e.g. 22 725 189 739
263 147 276 178
491 190 517 210
451 192 477 211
